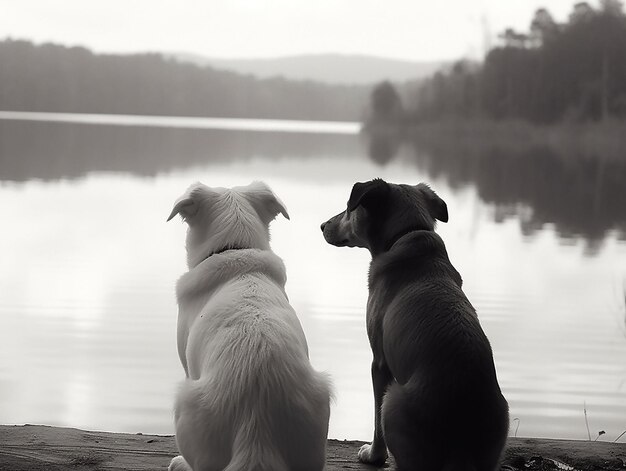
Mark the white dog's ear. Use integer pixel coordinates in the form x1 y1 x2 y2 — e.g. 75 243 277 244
244 181 290 224
167 183 204 222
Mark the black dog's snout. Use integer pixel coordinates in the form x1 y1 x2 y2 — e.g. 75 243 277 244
320 222 327 232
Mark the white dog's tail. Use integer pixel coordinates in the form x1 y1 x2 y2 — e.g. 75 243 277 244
223 412 289 471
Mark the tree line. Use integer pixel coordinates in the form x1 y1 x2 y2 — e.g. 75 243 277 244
369 0 626 125
0 39 368 121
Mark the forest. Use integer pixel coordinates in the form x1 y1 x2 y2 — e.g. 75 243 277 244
0 39 368 121
3 2 626 126
369 0 626 125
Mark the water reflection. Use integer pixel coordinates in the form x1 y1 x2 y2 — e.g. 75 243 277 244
365 127 402 166
2 118 626 249
0 120 360 181
366 131 626 248
0 120 625 440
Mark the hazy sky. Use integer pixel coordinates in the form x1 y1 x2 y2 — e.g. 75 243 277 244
2 0 581 61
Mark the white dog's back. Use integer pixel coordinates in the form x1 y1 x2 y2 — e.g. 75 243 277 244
174 262 330 471
168 182 331 471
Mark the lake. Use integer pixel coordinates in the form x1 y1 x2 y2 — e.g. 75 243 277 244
0 112 625 442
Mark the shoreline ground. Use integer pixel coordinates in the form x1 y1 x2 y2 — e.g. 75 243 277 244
0 425 624 470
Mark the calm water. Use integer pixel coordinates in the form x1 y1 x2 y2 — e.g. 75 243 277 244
0 113 625 442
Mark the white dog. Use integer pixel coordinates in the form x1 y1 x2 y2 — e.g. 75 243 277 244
167 181 331 471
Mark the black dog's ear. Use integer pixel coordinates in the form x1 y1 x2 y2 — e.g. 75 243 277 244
347 179 390 212
416 183 448 222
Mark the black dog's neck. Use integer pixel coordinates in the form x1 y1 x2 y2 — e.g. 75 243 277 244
384 227 427 253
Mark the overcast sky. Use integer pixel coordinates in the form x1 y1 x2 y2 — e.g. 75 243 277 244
1 0 582 61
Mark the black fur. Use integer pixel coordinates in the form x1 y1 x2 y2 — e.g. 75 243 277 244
321 179 509 471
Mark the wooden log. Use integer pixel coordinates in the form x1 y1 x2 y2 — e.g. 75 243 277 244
0 425 624 470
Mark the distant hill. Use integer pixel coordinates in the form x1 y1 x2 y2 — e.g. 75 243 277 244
171 53 447 85
0 39 369 121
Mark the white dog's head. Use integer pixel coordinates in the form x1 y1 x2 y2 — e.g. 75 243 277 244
167 181 289 268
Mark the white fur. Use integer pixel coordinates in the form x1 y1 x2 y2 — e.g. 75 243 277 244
168 182 331 471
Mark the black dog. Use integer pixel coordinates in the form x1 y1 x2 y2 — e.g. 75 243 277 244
321 179 508 471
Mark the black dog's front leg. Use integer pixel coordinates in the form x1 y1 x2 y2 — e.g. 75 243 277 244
358 360 393 465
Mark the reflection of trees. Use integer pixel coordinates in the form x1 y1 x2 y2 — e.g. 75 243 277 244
0 121 360 181
407 136 626 246
5 119 626 248
365 127 402 165
363 128 626 245
363 81 406 165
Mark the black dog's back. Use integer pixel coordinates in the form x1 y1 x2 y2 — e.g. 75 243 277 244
370 231 509 471
321 180 508 470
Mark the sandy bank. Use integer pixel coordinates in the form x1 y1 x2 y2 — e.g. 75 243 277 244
0 425 624 470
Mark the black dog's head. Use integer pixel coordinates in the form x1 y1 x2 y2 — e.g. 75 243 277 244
320 179 448 256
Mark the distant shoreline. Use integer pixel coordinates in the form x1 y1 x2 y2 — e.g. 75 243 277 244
364 118 626 161
0 110 361 135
